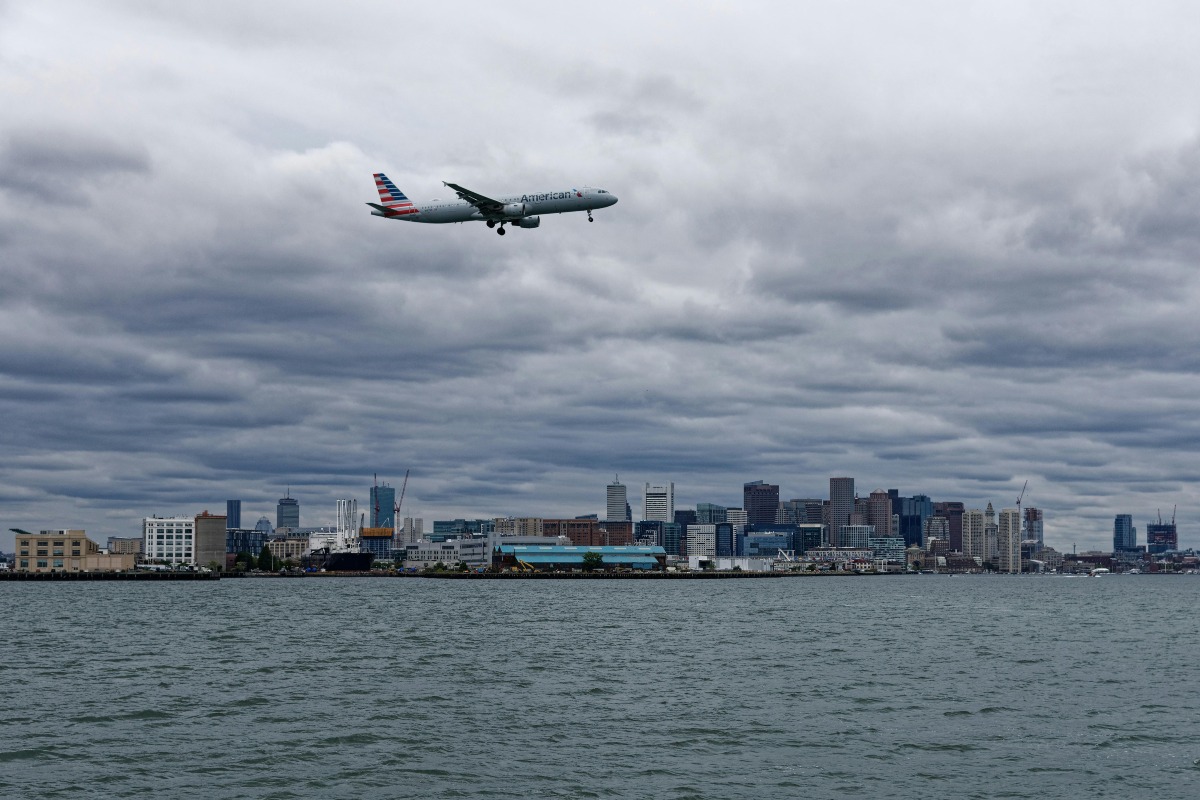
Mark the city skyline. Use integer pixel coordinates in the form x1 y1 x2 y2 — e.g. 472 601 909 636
3 3 1200 553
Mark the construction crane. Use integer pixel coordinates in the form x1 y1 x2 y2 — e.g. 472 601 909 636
394 469 410 538
1016 480 1028 538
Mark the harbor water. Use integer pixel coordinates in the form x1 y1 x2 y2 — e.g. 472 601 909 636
2 575 1198 798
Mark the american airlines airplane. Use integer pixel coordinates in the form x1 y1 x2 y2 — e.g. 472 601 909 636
367 173 618 235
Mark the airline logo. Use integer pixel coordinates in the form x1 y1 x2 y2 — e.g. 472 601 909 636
374 173 419 216
520 190 581 202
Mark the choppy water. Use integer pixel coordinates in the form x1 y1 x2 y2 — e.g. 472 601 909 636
2 575 1199 799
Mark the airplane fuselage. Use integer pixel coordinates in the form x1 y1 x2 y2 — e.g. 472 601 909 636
371 187 616 223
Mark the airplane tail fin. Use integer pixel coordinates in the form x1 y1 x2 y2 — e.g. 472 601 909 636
373 173 413 208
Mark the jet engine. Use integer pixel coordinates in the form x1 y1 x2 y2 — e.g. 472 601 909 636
502 202 527 219
515 216 541 229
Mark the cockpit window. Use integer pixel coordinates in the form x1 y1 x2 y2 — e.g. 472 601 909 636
597 189 608 194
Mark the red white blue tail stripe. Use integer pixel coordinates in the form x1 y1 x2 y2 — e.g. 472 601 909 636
373 173 419 216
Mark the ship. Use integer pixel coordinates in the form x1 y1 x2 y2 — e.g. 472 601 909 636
308 547 374 571
303 499 376 571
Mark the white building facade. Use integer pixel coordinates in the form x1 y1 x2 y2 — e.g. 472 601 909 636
643 482 675 523
143 517 196 566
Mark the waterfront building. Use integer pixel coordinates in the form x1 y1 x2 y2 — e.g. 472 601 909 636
1146 521 1178 554
496 544 666 572
997 508 1021 573
606 476 629 522
226 528 267 557
868 490 893 537
13 530 135 573
107 537 143 556
194 512 227 570
962 509 986 561
370 482 396 528
431 519 494 539
686 524 717 559
634 520 663 547
643 482 675 522
868 535 907 563
741 531 791 558
360 527 395 560
1113 514 1136 552
898 494 932 548
828 477 855 547
403 538 491 570
494 517 544 537
743 480 780 526
226 500 241 530
839 524 874 550
143 517 196 566
277 494 300 530
266 537 308 565
805 547 874 566
715 522 735 556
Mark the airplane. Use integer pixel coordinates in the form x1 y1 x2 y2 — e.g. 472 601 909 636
367 173 617 235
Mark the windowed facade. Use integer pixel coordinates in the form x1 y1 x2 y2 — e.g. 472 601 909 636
142 517 196 565
12 531 120 573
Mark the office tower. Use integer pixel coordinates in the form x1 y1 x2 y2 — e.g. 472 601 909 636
726 508 748 531
1146 520 1178 554
662 522 683 557
962 509 986 561
1113 514 1136 552
403 517 424 544
277 493 300 530
997 508 1021 573
898 494 932 548
696 503 727 524
839 524 873 549
923 516 949 548
868 490 892 537
643 482 674 522
715 522 735 557
607 476 629 521
1023 507 1043 546
370 482 396 528
933 501 965 551
226 500 242 530
674 509 697 530
829 477 855 547
743 481 779 526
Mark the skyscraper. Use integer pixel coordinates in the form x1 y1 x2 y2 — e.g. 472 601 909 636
606 476 629 522
370 482 396 528
277 493 299 530
643 482 674 522
696 503 727 524
867 490 892 537
1146 520 1178 554
1113 514 1136 552
997 508 1021 573
743 480 779 526
828 477 854 547
962 508 985 561
226 500 241 530
933 501 965 551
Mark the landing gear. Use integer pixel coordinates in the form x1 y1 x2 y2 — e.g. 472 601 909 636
486 220 496 229
496 225 506 236
587 211 594 222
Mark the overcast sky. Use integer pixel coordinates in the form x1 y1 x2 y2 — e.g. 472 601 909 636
3 1 1200 552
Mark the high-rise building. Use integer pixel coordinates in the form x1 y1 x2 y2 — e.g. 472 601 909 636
828 477 855 547
696 503 727 524
370 482 396 528
277 493 300 530
898 494 932 548
402 517 424 544
868 490 893 538
726 508 748 531
686 524 716 559
643 482 674 522
997 508 1021 573
743 481 780 526
1023 507 1044 546
226 500 242 530
962 509 986 561
1113 514 1136 552
984 502 998 562
607 476 629 522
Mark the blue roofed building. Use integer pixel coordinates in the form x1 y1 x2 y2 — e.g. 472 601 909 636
496 544 667 572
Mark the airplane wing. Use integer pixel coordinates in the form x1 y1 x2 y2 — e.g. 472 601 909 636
443 181 505 214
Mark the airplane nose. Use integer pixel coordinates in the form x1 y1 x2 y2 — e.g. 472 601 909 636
607 194 618 206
